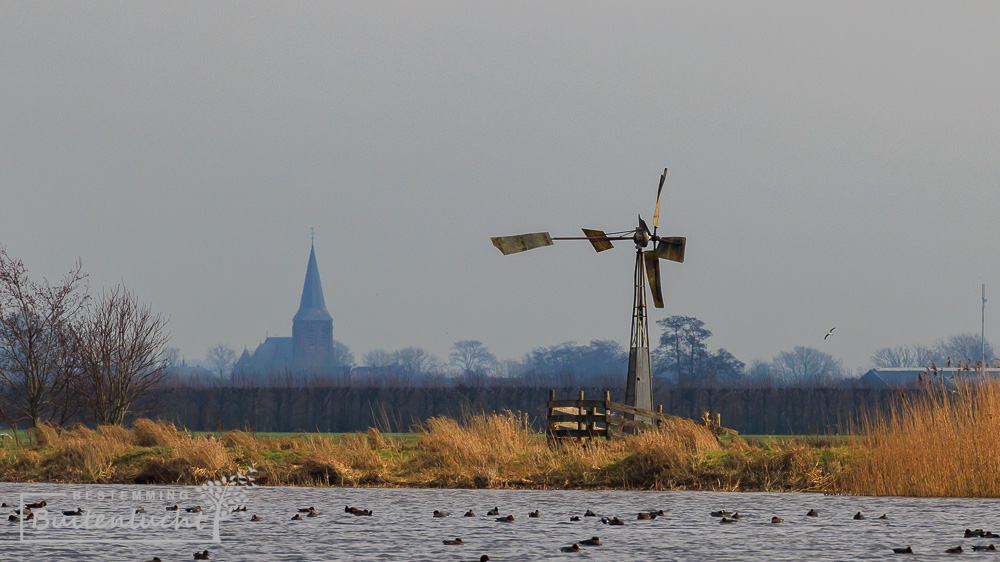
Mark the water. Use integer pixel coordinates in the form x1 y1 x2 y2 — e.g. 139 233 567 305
1 482 997 560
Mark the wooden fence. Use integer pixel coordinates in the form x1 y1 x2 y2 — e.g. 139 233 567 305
546 389 737 441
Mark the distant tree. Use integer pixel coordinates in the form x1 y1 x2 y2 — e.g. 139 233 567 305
76 285 170 425
362 349 393 369
773 346 842 385
0 246 89 427
162 346 182 369
330 340 355 374
449 340 497 375
653 315 743 387
935 333 996 366
393 347 440 376
207 344 237 379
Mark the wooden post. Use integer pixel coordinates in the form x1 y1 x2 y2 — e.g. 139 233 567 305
656 405 663 428
578 390 586 436
547 389 555 444
714 413 721 430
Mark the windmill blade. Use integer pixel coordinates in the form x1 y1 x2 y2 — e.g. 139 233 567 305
653 236 686 263
581 229 614 252
491 232 554 255
643 251 664 308
652 168 667 231
638 216 651 237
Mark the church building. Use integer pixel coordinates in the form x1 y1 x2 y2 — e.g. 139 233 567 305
234 242 337 377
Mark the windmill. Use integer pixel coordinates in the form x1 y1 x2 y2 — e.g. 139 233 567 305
491 169 686 412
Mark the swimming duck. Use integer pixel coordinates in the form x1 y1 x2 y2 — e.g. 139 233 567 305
185 506 203 513
291 514 303 520
580 537 602 546
232 505 248 512
135 507 146 514
732 512 742 520
0 502 7 507
24 512 34 520
194 551 210 560
652 509 666 516
8 514 19 522
806 509 819 517
853 512 864 520
877 514 888 519
560 543 581 553
443 538 464 545
985 531 1000 538
607 516 625 526
584 509 596 517
710 510 734 518
297 506 315 513
972 545 997 552
719 517 738 524
569 516 581 521
464 510 475 517
433 510 450 518
26 500 46 509
528 510 540 518
965 528 985 538
250 514 261 521
487 507 499 515
771 516 783 524
945 545 964 554
62 508 83 516
307 510 318 518
166 505 179 511
891 546 913 554
636 512 653 520
345 506 372 516
495 514 514 522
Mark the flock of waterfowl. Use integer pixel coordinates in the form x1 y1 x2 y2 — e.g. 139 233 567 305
4 496 999 558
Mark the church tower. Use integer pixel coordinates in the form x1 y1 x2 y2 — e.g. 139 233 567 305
292 241 333 370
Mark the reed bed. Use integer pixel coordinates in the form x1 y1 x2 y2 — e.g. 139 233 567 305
836 376 1000 497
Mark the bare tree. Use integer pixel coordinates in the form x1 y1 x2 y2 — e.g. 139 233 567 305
871 344 939 368
330 340 355 375
363 349 394 369
773 346 843 385
207 343 237 379
393 347 440 376
449 340 497 375
76 285 170 425
0 246 89 427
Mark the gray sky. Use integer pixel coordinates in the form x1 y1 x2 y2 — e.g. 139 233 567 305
3 2 999 372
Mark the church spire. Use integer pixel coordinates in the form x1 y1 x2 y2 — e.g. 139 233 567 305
293 241 333 323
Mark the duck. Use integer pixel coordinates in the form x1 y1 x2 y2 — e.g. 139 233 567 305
651 509 666 516
584 509 596 517
26 500 46 509
771 516 783 524
486 506 500 515
250 514 261 521
0 502 8 507
473 557 490 562
8 514 19 522
853 512 865 520
433 510 450 518
580 537 602 546
166 505 179 511
945 545 964 554
560 543 581 553
985 531 1000 538
307 510 319 518
135 507 146 514
528 510 540 518
464 510 475 517
806 509 819 516
345 506 372 516
62 508 83 516
297 506 315 513
891 546 913 554
443 538 464 545
965 528 985 538
877 514 888 519
24 512 34 520
145 558 163 562
972 545 997 552
194 551 210 560
606 516 625 526
719 517 738 524
732 512 742 520
495 514 514 522
291 513 303 520
636 512 653 520
185 506 203 513
569 516 581 521
710 510 734 518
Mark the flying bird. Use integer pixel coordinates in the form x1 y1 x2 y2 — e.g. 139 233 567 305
824 327 836 340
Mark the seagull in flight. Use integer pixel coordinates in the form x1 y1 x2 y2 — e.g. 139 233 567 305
824 327 836 340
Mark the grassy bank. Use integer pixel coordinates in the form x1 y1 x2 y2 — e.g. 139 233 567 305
3 377 996 496
0 412 849 492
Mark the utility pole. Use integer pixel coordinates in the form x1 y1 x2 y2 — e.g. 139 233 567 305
983 284 987 367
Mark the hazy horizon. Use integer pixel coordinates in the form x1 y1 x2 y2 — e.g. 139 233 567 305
3 2 999 372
